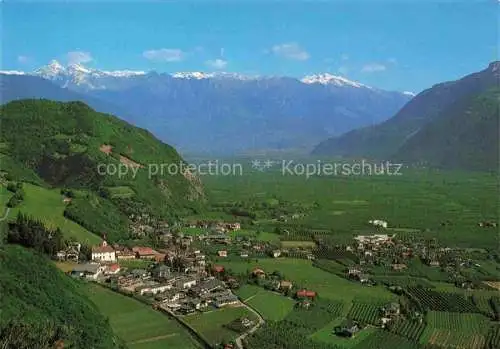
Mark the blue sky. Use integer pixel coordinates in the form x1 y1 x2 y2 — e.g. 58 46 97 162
2 0 498 92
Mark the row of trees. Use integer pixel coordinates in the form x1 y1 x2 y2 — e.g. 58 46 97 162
6 213 64 257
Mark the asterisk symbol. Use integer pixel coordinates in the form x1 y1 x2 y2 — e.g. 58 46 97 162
251 159 264 171
263 160 274 169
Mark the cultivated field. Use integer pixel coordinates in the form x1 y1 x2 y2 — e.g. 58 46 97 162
85 284 202 349
182 305 258 346
280 240 317 248
219 258 396 303
310 317 377 348
202 167 498 248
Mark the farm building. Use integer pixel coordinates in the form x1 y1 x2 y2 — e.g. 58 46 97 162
252 268 266 278
132 246 159 259
296 289 316 299
334 319 361 337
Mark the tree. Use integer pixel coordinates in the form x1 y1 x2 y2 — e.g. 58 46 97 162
7 213 64 257
79 244 92 262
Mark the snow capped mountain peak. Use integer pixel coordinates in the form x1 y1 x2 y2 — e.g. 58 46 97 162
100 69 146 77
35 60 66 78
172 72 215 80
67 63 91 74
301 73 369 88
47 59 64 71
171 71 259 81
403 91 416 97
0 70 26 75
30 61 147 90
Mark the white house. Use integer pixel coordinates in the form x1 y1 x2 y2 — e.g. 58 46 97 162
368 219 388 228
71 263 105 280
138 283 172 295
104 264 121 275
92 241 116 262
176 277 197 289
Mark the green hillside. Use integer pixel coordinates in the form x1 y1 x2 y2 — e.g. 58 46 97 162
0 99 205 242
312 61 499 172
394 88 499 171
0 183 101 245
0 243 124 349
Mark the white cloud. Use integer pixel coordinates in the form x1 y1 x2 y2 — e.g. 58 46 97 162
341 54 349 61
271 42 310 61
361 63 387 73
66 51 93 65
205 59 228 70
143 48 184 62
17 55 30 64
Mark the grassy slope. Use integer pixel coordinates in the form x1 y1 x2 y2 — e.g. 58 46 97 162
1 183 101 245
0 99 204 242
0 244 121 349
85 284 202 349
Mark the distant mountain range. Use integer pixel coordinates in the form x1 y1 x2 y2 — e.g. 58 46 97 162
1 61 412 154
312 62 500 171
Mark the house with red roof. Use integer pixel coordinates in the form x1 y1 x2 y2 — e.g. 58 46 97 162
132 246 159 259
212 265 225 273
296 289 316 299
105 263 121 275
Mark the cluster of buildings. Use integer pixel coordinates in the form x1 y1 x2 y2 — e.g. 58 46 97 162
89 240 169 263
68 236 245 316
70 262 121 280
368 219 388 228
115 263 242 315
334 302 401 338
184 220 241 233
343 232 492 289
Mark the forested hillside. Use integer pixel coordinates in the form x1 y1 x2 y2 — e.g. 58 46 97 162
312 61 500 172
393 88 499 171
0 240 124 349
0 99 205 241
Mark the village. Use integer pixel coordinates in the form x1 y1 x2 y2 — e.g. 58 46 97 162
55 217 499 348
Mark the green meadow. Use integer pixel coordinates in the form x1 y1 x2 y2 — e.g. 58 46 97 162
236 285 296 321
1 183 101 244
182 306 258 346
85 284 202 349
